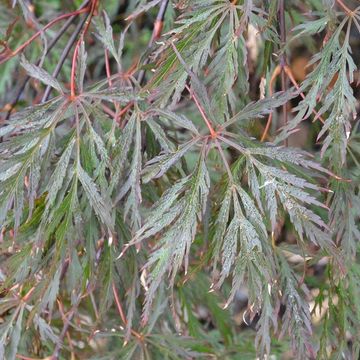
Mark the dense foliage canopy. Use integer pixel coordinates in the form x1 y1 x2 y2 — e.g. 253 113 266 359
0 0 360 359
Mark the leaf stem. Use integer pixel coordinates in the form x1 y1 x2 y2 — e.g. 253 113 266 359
283 65 325 123
215 139 234 184
69 0 98 99
16 355 41 360
104 49 113 87
74 102 81 165
261 65 281 142
104 46 125 127
279 0 288 147
70 41 80 99
185 84 217 138
42 13 89 102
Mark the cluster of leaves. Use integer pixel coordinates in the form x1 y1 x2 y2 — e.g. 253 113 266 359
0 0 359 359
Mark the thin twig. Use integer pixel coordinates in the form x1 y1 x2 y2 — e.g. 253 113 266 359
153 0 170 40
51 294 82 360
0 7 89 65
112 281 127 325
137 0 170 85
5 0 90 119
47 0 90 49
260 63 325 141
57 299 76 357
112 281 143 341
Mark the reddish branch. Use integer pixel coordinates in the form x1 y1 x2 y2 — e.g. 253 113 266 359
0 7 89 65
336 0 353 15
16 355 41 360
111 281 143 341
260 64 325 142
5 1 90 119
112 281 127 325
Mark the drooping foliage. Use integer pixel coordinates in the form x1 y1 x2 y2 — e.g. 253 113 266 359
0 0 359 359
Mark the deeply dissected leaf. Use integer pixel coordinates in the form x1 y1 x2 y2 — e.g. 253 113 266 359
1 1 359 359
78 165 114 231
21 56 63 93
134 152 210 322
94 11 122 65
